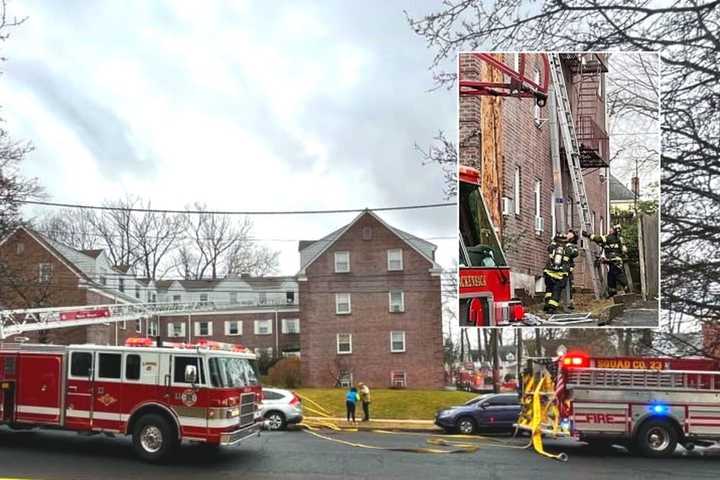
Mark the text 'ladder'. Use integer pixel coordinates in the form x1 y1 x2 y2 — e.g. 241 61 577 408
548 53 602 299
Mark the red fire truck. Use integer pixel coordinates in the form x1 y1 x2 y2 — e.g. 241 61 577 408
459 165 525 326
522 352 720 458
0 337 262 462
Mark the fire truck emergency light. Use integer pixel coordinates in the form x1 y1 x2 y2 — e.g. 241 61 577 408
648 402 670 416
561 352 590 368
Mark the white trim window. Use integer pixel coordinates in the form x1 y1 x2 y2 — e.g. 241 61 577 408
254 347 273 358
224 320 242 336
119 278 125 293
16 242 24 255
135 286 140 299
389 290 405 313
534 179 543 233
387 249 403 271
337 333 352 354
135 319 142 334
38 263 53 283
334 251 350 273
391 370 407 388
199 293 209 305
335 293 351 315
281 318 300 334
254 319 272 335
533 68 541 125
194 321 212 337
514 166 521 215
168 322 185 338
148 320 158 337
172 294 181 303
390 331 406 353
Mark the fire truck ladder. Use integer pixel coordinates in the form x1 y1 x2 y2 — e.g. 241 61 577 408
548 53 602 299
0 301 223 340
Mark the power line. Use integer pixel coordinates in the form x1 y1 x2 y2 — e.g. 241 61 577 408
20 200 456 215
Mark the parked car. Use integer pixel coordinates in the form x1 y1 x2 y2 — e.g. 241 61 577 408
259 387 303 431
435 393 520 434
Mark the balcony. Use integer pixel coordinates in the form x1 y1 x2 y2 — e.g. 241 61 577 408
560 53 608 74
576 116 610 168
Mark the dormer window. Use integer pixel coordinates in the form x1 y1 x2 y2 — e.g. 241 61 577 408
334 251 350 273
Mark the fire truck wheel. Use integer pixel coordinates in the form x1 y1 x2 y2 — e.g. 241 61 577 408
264 411 287 431
132 413 179 463
456 417 477 435
635 419 678 458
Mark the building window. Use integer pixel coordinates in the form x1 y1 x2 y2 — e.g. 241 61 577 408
100 276 107 286
224 320 242 336
38 263 53 283
16 242 24 255
148 320 158 337
135 319 142 334
168 322 186 338
173 294 181 303
254 347 273 359
119 278 125 293
387 249 403 271
389 290 405 313
534 180 543 233
391 370 407 388
282 318 300 334
258 292 267 305
194 321 212 337
121 320 127 330
334 251 350 273
254 319 272 335
230 291 238 304
335 293 351 314
514 166 521 215
339 369 353 387
337 333 352 354
533 69 541 125
151 293 157 303
199 293 209 304
390 331 406 353
286 291 295 304
135 286 140 299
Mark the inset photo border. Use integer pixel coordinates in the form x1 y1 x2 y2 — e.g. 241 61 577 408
458 52 660 328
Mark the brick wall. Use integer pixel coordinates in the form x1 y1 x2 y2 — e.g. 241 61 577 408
299 213 444 388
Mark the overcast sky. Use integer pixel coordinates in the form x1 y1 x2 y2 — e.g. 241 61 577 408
0 0 455 275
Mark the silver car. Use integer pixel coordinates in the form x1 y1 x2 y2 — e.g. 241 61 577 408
259 387 303 431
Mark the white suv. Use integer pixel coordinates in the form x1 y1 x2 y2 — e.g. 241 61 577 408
259 388 304 431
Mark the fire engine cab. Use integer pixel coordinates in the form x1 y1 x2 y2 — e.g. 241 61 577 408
0 338 262 462
459 165 525 326
518 351 720 458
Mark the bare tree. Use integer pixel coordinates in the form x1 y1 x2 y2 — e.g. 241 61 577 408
129 201 184 280
34 208 98 251
415 131 458 199
409 0 720 357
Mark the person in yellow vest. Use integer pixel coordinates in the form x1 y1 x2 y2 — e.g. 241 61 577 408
358 383 371 421
583 224 628 297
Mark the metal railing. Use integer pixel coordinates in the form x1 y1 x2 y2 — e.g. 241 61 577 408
566 367 720 392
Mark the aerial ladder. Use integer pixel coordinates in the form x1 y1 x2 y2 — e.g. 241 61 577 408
0 301 226 340
547 53 603 300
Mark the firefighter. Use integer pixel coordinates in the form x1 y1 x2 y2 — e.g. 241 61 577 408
564 229 579 310
582 224 628 297
543 231 578 314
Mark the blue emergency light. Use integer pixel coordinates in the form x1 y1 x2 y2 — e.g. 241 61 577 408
648 403 670 415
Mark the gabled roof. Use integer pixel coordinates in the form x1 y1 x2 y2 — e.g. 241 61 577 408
297 210 440 275
609 175 635 202
178 279 222 290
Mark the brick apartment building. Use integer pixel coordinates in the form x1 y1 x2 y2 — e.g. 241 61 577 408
0 211 444 388
459 52 610 295
297 211 444 389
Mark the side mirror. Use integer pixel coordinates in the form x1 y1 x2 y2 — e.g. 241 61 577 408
184 365 198 384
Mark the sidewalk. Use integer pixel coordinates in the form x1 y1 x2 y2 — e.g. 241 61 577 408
303 416 441 433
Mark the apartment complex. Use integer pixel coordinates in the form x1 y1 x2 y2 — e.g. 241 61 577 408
459 52 610 295
0 211 444 388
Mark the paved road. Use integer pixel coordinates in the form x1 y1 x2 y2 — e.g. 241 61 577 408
1 427 718 479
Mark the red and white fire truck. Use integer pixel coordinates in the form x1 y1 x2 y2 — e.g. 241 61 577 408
524 352 720 457
0 337 262 462
459 165 525 326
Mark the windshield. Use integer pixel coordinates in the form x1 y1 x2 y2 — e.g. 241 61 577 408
459 181 507 267
209 357 260 388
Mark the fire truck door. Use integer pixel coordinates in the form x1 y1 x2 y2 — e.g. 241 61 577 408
120 351 160 424
15 353 62 426
92 352 124 428
65 350 94 430
170 355 208 434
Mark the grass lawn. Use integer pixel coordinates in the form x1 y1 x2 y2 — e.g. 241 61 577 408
293 388 478 420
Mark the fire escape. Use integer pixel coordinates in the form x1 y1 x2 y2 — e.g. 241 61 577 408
559 53 610 168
